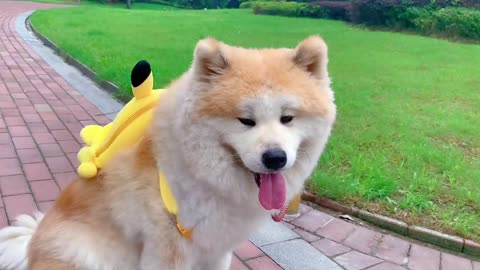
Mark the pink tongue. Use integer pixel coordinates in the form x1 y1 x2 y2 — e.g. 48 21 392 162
258 173 286 210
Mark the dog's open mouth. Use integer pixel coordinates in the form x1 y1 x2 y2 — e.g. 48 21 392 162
253 172 286 211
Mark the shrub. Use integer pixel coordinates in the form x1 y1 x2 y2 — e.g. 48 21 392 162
308 1 352 21
350 0 405 26
350 0 480 26
413 7 480 39
396 6 433 28
239 0 280 8
240 1 252 7
252 1 330 18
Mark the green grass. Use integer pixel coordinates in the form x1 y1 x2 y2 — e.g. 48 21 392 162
30 6 480 240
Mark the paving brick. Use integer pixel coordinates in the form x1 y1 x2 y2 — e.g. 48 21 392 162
51 129 74 141
34 104 52 112
0 158 22 176
291 209 333 232
312 238 351 257
58 113 78 123
15 99 32 106
17 147 43 164
262 239 341 270
246 256 283 270
0 133 11 144
39 143 64 157
0 175 30 196
93 114 111 125
8 125 30 137
366 262 407 270
1 108 20 117
282 221 295 229
299 203 313 213
0 144 16 158
441 252 472 270
32 132 55 144
23 113 42 123
0 208 8 228
39 112 58 121
58 140 80 153
230 256 249 270
3 194 37 220
23 162 51 181
27 122 48 133
46 156 73 174
334 251 383 270
407 244 440 270
250 221 299 247
54 172 76 190
12 136 36 149
343 226 383 254
80 120 98 127
5 116 25 126
30 180 60 202
473 261 480 270
316 218 356 242
235 241 264 260
45 120 66 130
373 235 410 265
66 152 79 168
293 228 321 242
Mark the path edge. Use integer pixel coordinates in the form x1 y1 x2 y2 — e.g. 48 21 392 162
302 191 480 257
25 14 130 104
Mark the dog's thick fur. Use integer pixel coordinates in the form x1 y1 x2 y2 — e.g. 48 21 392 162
0 36 336 270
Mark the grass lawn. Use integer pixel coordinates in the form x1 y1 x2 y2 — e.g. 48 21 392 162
30 5 480 240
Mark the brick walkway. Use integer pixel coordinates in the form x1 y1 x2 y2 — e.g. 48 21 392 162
0 1 479 270
283 205 480 270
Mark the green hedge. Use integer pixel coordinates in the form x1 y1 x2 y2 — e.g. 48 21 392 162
348 0 480 40
239 0 277 8
245 0 480 40
412 7 480 39
252 1 330 18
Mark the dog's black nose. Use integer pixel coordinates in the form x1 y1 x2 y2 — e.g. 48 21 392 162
262 149 287 170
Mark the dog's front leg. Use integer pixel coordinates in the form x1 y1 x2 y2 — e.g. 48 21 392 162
197 252 232 270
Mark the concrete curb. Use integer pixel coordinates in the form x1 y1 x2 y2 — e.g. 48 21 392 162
302 191 480 257
25 14 131 104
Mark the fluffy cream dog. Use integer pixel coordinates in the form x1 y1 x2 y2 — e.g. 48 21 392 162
0 35 336 270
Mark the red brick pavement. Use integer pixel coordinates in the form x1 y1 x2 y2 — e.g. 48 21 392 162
1 2 479 270
284 204 480 270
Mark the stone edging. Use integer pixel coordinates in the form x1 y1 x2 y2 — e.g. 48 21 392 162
302 191 480 258
25 16 130 104
24 8 480 260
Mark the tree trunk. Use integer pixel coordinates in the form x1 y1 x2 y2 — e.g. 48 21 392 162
127 0 132 9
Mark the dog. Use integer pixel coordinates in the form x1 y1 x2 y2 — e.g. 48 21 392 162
0 35 336 270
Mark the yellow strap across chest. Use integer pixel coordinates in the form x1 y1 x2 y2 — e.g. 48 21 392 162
159 172 192 239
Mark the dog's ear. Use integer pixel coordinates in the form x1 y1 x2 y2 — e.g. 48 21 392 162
193 38 229 81
292 36 328 80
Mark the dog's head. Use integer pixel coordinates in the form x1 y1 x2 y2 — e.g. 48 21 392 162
167 36 336 212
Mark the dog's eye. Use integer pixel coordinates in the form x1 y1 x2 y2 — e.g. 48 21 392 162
280 116 294 124
238 118 256 127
